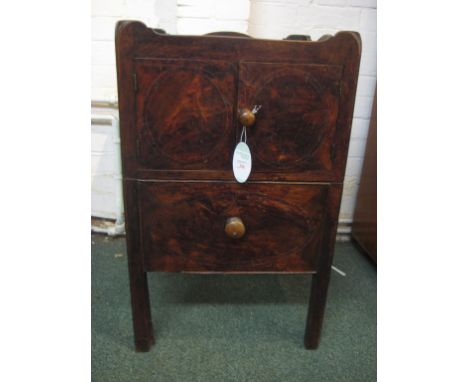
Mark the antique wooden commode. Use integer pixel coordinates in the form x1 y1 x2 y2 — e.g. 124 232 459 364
115 20 361 352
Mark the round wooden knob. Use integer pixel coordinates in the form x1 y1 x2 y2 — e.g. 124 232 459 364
238 108 256 127
224 217 245 239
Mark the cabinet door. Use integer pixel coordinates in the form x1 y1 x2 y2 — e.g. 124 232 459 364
134 59 237 171
238 62 343 178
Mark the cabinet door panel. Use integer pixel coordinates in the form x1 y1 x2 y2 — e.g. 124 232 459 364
238 62 342 175
134 59 237 171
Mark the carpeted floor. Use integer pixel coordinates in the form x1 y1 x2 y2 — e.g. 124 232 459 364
92 234 376 382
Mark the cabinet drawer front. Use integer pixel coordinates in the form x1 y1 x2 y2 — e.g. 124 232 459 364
138 182 332 272
134 59 237 171
238 62 342 176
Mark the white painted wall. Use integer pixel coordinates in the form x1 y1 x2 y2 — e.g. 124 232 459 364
91 0 376 224
177 0 250 34
91 0 176 101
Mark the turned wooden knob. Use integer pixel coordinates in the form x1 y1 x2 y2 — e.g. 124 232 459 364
238 108 256 127
224 217 245 239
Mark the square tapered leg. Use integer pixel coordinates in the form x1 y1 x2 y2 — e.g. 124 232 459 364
304 268 332 349
128 268 154 352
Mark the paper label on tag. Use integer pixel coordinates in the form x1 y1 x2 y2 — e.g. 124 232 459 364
232 142 252 183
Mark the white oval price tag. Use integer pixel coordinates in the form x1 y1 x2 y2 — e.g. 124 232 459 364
232 142 252 183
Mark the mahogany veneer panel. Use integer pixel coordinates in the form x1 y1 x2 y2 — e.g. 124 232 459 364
134 58 237 171
139 182 340 272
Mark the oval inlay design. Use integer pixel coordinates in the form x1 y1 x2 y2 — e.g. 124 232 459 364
142 68 231 164
139 182 327 272
153 189 317 261
251 71 336 169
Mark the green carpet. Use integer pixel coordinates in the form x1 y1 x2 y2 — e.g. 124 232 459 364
92 234 376 382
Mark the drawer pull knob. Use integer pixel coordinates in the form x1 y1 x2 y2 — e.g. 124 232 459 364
238 108 256 127
225 217 246 239
238 105 261 127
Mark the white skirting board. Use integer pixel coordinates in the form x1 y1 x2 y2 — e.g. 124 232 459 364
91 113 125 236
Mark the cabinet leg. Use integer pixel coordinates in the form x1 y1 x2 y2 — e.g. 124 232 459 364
304 268 332 349
129 269 154 352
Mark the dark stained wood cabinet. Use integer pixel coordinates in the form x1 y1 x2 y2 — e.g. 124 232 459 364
115 21 361 351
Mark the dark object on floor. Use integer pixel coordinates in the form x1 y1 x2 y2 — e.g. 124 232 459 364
92 235 376 382
115 21 361 351
352 88 377 263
